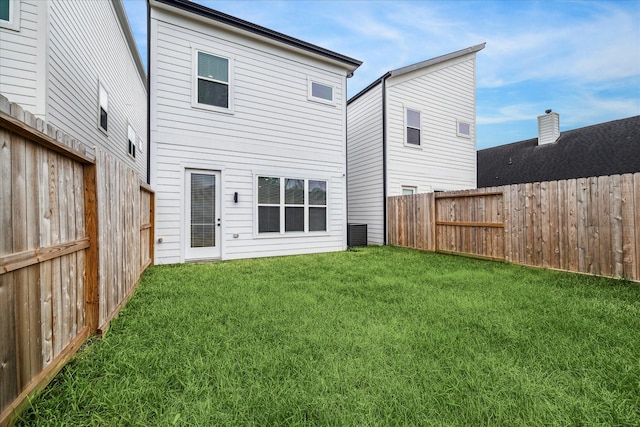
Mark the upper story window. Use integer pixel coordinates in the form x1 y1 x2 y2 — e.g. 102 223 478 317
406 108 421 146
194 50 232 112
308 79 335 105
98 82 108 133
0 0 19 31
127 124 136 158
457 120 471 138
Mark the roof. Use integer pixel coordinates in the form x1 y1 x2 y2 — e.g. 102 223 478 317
150 0 362 71
348 43 485 105
477 115 640 187
112 0 147 88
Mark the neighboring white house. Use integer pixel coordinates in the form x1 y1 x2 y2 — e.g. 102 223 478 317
347 43 485 245
149 0 361 263
0 0 147 178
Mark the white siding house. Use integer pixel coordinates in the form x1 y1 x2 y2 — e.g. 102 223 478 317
0 0 147 178
347 43 485 245
149 0 361 263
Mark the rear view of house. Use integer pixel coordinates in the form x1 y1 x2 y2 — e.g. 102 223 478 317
0 0 147 178
347 44 485 245
149 0 361 263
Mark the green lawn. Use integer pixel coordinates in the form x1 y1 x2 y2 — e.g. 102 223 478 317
17 246 640 426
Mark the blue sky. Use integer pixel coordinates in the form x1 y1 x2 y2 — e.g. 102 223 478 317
123 0 640 149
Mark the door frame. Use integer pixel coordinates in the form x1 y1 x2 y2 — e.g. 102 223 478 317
184 168 222 260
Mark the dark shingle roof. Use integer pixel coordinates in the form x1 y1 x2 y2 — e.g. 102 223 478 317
477 115 640 188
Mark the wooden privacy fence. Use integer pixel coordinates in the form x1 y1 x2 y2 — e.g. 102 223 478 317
0 99 154 426
388 174 640 282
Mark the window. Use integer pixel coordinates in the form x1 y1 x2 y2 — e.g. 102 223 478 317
195 50 231 111
98 83 108 132
457 120 471 138
402 186 416 196
406 108 421 146
308 80 334 104
127 124 136 158
257 176 327 234
0 0 19 31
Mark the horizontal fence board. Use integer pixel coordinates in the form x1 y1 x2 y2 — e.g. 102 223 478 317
388 172 639 282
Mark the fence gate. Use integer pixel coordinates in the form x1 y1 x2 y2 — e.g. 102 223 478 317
434 191 505 260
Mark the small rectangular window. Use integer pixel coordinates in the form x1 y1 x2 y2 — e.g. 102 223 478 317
402 186 416 196
0 0 10 21
127 124 136 158
406 108 421 146
457 120 471 138
308 80 335 104
98 83 108 132
0 0 19 30
196 51 230 110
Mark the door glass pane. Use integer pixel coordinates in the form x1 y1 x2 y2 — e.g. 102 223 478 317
285 179 304 204
308 180 326 205
309 207 326 231
258 177 280 204
285 207 304 232
191 173 215 248
259 206 280 233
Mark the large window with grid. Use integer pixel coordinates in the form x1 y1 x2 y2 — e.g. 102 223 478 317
257 176 327 234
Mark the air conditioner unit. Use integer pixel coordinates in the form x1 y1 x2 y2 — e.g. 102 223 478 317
347 223 367 247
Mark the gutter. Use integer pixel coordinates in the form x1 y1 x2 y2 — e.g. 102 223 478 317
146 0 151 184
382 76 388 245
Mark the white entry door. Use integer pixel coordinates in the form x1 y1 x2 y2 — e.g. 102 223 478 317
185 169 221 260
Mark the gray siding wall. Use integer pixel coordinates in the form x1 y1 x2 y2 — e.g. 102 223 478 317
346 83 385 245
47 0 147 178
0 0 45 115
150 9 349 263
386 54 477 195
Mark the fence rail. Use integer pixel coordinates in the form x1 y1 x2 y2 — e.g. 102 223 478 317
388 174 640 282
0 98 154 426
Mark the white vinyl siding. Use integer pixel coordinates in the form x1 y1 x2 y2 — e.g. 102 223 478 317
46 0 147 178
0 0 45 114
386 54 478 196
346 83 385 245
150 8 349 263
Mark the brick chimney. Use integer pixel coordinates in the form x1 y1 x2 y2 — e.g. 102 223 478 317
538 109 560 145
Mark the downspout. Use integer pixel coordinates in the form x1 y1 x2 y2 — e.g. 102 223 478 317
382 76 388 245
146 0 151 184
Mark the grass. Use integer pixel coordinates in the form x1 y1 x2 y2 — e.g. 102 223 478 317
17 246 640 426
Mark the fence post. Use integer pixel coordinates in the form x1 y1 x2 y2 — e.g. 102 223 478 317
84 161 99 333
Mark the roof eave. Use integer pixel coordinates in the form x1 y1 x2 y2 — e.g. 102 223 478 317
390 42 486 78
150 0 362 72
113 0 147 89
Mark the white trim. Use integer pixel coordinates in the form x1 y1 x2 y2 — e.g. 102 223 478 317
404 105 422 148
191 46 235 114
0 0 20 31
307 77 336 106
456 119 472 138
